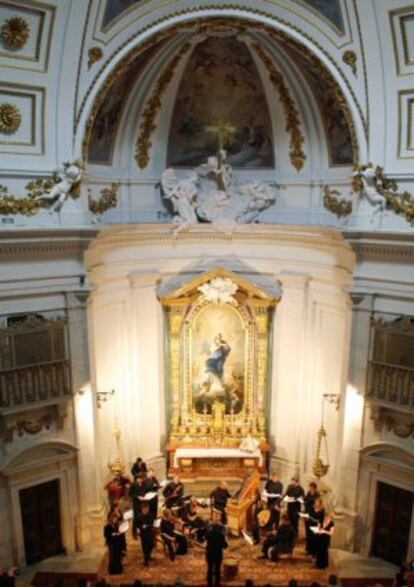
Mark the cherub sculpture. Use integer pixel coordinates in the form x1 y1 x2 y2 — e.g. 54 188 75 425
353 164 387 220
36 161 83 213
161 168 198 224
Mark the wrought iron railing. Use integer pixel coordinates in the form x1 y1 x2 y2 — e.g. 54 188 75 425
366 361 414 410
0 360 72 410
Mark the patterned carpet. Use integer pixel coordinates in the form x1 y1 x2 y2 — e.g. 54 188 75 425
98 533 332 585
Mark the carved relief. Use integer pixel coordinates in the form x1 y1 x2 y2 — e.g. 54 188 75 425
322 185 352 217
0 102 22 134
1 16 30 50
88 46 103 69
343 50 357 75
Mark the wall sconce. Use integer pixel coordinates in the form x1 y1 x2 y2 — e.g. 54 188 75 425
323 393 341 411
96 389 115 408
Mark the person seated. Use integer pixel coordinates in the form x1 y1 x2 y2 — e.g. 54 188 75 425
210 481 232 524
163 476 184 508
181 496 208 543
251 496 268 544
259 515 296 561
131 457 147 478
160 509 187 560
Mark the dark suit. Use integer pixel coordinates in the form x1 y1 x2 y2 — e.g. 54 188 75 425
206 523 228 587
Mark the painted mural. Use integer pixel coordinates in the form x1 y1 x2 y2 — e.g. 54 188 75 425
167 37 274 168
88 43 164 165
191 304 246 415
102 0 143 28
301 0 344 31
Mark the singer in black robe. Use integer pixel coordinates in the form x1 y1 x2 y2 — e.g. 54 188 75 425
136 503 155 566
315 514 334 569
265 473 283 529
284 478 305 535
145 468 160 517
129 476 147 538
304 482 320 554
104 517 124 575
205 517 228 587
210 482 232 524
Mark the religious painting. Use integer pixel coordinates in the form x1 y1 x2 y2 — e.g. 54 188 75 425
167 37 274 168
102 0 143 29
190 304 246 415
301 0 344 32
87 42 164 165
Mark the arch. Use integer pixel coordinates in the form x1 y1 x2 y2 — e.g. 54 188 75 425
74 7 368 163
360 441 414 470
1 440 78 477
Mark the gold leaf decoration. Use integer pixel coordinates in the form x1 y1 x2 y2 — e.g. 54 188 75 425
353 163 414 224
0 102 22 134
88 46 103 69
252 43 306 171
342 50 357 75
135 42 192 169
88 183 118 215
0 184 43 216
322 185 352 217
1 16 30 49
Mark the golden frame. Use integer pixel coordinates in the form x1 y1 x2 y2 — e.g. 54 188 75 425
159 268 278 446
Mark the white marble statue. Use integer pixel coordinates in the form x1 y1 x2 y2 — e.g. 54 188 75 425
161 168 198 224
354 165 387 221
36 162 83 213
161 150 276 227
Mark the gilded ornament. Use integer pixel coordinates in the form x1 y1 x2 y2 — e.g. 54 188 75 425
353 163 414 224
88 183 119 215
252 43 306 171
322 185 352 217
342 50 357 75
1 16 30 49
88 46 103 69
135 42 192 169
0 102 22 134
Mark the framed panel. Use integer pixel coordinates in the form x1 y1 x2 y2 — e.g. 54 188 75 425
390 6 414 77
0 83 45 155
398 89 414 158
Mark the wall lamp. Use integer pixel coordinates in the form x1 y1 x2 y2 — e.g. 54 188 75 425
96 389 115 408
323 393 341 411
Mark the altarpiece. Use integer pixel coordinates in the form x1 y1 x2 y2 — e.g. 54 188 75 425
159 268 278 479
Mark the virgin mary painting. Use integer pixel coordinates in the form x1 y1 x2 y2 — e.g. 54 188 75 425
191 306 245 414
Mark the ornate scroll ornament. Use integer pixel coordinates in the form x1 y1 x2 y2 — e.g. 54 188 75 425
197 277 238 305
1 16 30 49
353 163 414 224
88 183 118 215
252 43 306 171
0 102 22 134
88 46 103 69
343 50 357 75
135 42 192 169
322 185 352 217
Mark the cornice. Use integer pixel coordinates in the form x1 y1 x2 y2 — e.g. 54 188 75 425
0 228 98 257
344 230 414 260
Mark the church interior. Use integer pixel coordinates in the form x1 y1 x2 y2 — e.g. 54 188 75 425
0 0 413 585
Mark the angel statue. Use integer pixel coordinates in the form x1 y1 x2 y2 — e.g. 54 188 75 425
353 164 387 221
161 168 198 224
236 181 276 223
35 161 83 213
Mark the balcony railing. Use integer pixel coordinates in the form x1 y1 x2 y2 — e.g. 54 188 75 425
0 360 72 411
366 361 414 410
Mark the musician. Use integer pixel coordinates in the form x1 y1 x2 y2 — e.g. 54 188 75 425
105 473 130 505
160 509 188 561
210 481 232 524
131 457 147 478
104 513 124 575
304 482 320 555
129 475 147 538
314 511 334 568
259 515 296 562
136 502 155 566
145 468 160 517
284 477 305 535
163 476 184 508
265 473 283 529
181 496 208 543
252 496 267 544
205 510 228 587
107 501 126 556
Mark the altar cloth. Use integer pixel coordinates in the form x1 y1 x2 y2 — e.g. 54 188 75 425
173 447 262 467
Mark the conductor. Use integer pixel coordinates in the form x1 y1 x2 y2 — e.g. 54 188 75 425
206 511 228 587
